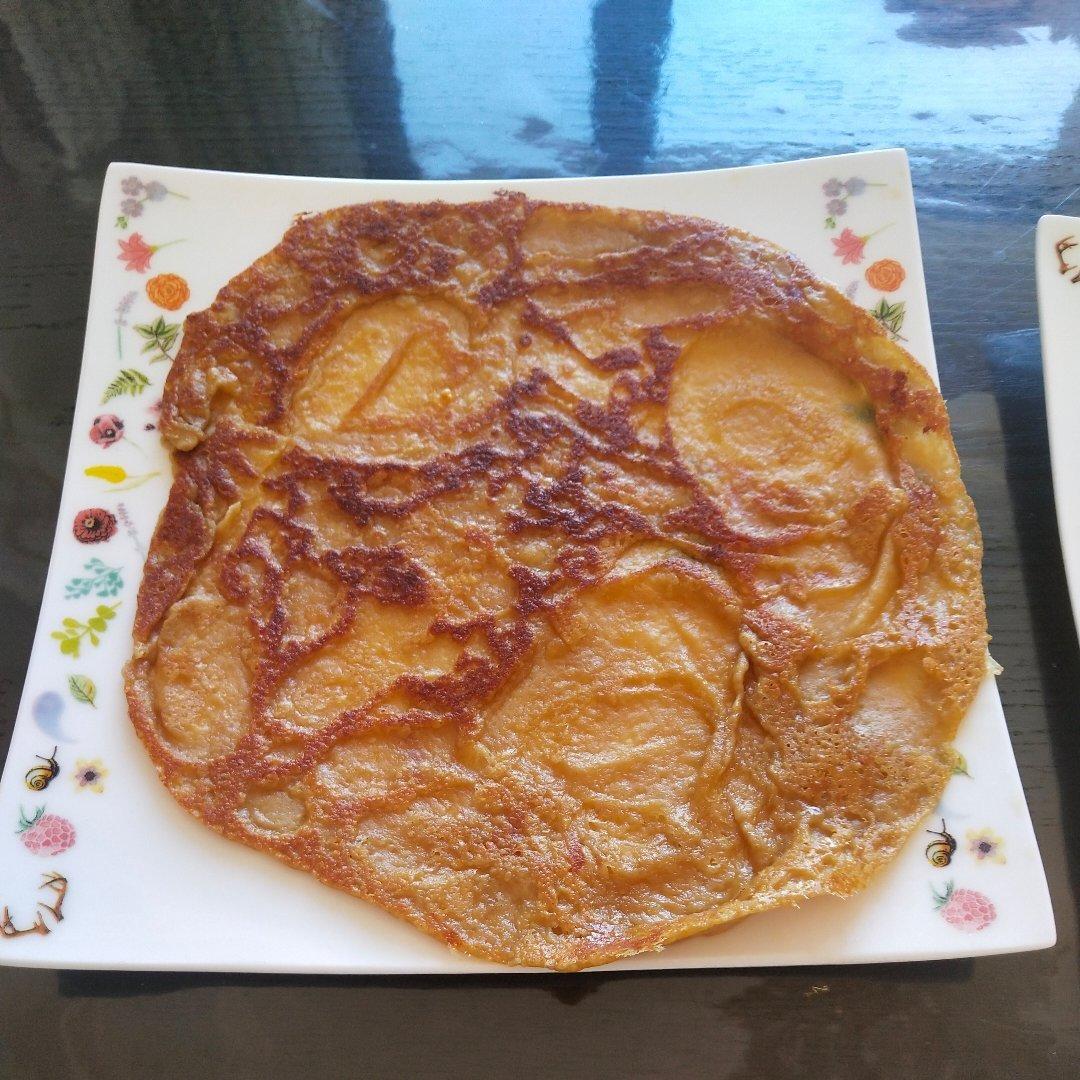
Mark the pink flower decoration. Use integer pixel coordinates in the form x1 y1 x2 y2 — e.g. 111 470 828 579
117 233 154 272
89 413 124 448
831 228 868 265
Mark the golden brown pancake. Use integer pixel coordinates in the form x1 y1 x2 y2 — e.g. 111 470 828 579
125 194 986 970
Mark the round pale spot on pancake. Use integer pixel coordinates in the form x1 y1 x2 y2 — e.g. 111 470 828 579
290 296 512 455
671 319 892 521
245 788 308 833
149 593 254 757
851 651 951 747
671 319 907 637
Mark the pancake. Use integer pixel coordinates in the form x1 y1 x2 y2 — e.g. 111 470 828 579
124 194 987 970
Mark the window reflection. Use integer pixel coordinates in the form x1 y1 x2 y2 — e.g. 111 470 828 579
652 0 1080 167
385 0 1080 179
386 0 595 177
591 0 673 175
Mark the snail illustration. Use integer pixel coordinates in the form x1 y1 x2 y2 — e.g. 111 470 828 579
24 748 59 792
925 819 957 867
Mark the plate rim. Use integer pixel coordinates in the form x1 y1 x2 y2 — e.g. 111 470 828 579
0 150 1055 973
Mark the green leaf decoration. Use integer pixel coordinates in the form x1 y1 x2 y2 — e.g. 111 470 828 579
134 316 181 363
64 560 123 599
102 368 150 403
52 602 120 658
68 674 97 708
870 298 907 341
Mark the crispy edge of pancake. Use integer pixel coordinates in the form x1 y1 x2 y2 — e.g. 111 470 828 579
124 196 987 970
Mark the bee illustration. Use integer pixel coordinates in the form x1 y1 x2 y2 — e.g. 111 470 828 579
925 819 957 867
24 748 59 792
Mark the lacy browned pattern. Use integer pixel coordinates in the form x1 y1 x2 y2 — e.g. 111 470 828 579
125 195 986 969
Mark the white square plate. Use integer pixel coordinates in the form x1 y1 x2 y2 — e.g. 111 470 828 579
1037 215 1080 642
0 151 1054 972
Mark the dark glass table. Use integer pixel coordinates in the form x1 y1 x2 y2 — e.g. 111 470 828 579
1 2 1078 1075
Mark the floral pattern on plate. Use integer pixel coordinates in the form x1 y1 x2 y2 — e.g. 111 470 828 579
116 174 187 231
3 171 190 943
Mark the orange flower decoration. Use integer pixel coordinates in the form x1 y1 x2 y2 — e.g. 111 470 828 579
146 273 190 311
865 258 905 292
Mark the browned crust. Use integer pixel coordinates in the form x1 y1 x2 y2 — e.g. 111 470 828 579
125 193 986 970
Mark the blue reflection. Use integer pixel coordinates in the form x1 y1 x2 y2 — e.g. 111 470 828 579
385 0 1080 178
656 1 1080 167
387 0 596 177
592 0 673 175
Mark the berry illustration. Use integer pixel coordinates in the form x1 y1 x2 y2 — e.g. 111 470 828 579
932 881 995 932
16 806 76 856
